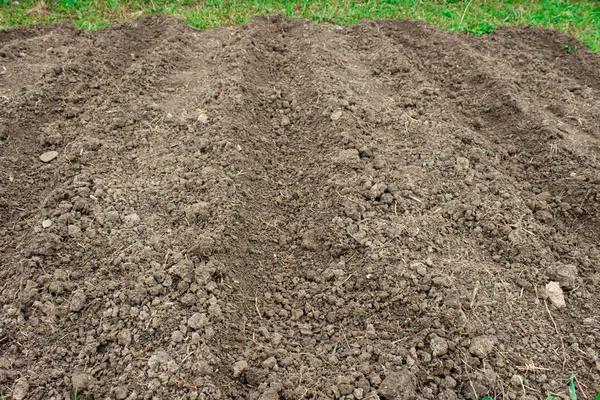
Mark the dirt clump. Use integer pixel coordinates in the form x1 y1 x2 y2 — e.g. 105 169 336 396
1 14 600 400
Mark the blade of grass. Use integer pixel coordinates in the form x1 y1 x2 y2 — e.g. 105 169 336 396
569 375 577 400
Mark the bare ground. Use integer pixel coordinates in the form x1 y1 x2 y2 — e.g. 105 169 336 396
0 15 599 400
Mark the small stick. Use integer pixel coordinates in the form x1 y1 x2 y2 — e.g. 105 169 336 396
255 296 262 320
575 375 589 399
391 337 409 344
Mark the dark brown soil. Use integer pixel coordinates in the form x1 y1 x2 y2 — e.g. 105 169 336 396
1 15 599 400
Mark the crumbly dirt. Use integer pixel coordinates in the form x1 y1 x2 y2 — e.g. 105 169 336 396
1 15 599 400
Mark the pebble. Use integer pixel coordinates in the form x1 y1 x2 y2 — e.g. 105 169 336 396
354 388 365 399
469 336 495 358
118 329 132 346
270 332 283 346
69 291 87 312
187 313 208 330
430 336 449 357
198 112 209 124
148 351 174 369
171 330 185 343
548 263 578 290
42 219 53 228
232 360 248 378
12 379 29 400
378 369 417 400
330 109 343 121
546 281 566 308
40 151 58 163
68 225 82 237
259 389 280 400
72 373 96 391
114 386 128 400
124 213 141 226
455 156 470 174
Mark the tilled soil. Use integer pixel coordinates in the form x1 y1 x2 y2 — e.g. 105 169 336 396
0 15 599 400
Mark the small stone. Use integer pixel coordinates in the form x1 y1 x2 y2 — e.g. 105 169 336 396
170 259 195 282
262 356 277 369
281 116 290 127
259 389 280 400
12 379 29 400
546 281 566 308
68 225 82 237
69 291 87 312
339 384 354 396
469 336 495 358
232 360 248 378
378 369 417 400
40 151 58 163
354 388 365 399
124 213 140 226
171 330 185 343
0 357 10 369
42 219 53 228
330 109 343 121
455 156 470 174
72 373 96 391
187 313 208 330
198 112 209 124
148 351 174 369
430 336 449 357
369 183 387 200
271 332 283 346
473 117 485 130
114 386 128 400
548 263 578 290
117 329 132 346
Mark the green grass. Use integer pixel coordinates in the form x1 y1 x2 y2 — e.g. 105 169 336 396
0 0 599 52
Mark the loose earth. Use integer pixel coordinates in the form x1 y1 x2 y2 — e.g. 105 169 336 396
1 15 599 400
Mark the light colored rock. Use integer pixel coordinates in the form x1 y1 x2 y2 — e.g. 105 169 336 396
40 151 58 163
546 281 566 308
69 291 87 312
117 329 132 346
378 369 417 400
187 313 208 330
171 330 185 343
330 109 342 121
469 335 495 358
148 350 174 369
42 219 53 228
123 213 140 226
198 112 209 124
169 259 195 282
259 389 280 400
354 388 365 399
430 336 449 357
455 156 470 174
232 360 248 378
271 332 283 346
12 379 29 400
0 356 11 369
114 386 128 400
68 225 81 237
72 373 96 391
